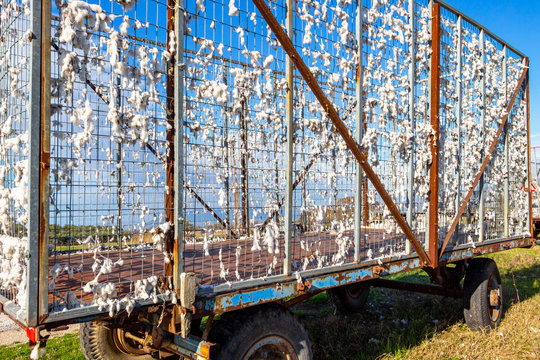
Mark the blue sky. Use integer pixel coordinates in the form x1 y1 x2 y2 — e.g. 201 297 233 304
443 0 539 145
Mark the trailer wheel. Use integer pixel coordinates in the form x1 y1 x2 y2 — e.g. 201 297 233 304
463 258 503 331
209 304 312 360
80 321 154 360
327 282 370 314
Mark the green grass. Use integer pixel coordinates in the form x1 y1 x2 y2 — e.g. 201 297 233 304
0 333 84 360
1 247 538 360
296 246 540 360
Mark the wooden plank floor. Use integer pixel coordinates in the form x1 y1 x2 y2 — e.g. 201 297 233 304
48 228 408 306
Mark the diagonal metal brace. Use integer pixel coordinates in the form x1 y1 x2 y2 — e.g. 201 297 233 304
251 0 431 266
438 58 529 258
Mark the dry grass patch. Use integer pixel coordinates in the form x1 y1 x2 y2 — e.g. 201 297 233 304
295 246 540 360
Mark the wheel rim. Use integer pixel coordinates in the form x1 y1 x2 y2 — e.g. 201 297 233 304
487 275 501 322
111 327 148 355
243 335 299 360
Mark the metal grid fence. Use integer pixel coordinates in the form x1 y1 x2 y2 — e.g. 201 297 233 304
0 0 32 308
0 0 531 322
47 0 174 311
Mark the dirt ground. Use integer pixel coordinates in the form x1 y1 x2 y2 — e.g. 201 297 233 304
0 314 78 346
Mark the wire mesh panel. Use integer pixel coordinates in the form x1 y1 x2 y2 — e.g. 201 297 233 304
182 0 290 285
184 0 434 285
183 0 529 290
506 50 529 237
437 7 529 251
289 0 358 272
47 0 176 314
0 0 529 323
0 0 32 311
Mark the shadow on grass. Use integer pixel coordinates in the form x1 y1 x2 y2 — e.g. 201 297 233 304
293 256 540 360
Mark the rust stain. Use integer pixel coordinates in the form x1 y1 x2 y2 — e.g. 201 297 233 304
334 272 347 283
428 2 441 269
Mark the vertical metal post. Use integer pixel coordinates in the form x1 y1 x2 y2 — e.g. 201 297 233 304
525 62 532 237
283 0 294 275
28 0 51 327
173 0 185 288
116 51 123 248
454 16 462 244
273 73 280 225
425 0 432 252
40 0 51 324
240 98 248 234
363 122 369 227
240 63 250 236
223 63 231 239
405 0 415 255
478 30 486 243
353 0 364 261
502 46 509 238
428 2 440 267
165 0 176 284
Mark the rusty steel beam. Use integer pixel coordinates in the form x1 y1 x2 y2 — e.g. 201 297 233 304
197 236 531 316
259 102 358 232
39 0 52 325
251 0 430 266
165 0 176 281
370 278 463 298
429 3 441 268
526 70 533 237
439 58 529 258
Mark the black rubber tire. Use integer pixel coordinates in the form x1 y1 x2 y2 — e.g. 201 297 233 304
79 321 154 360
327 282 370 314
209 304 312 360
463 258 503 331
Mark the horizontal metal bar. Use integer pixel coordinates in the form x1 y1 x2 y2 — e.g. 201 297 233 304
197 258 421 314
196 236 532 314
370 278 463 298
198 252 418 297
440 237 532 263
435 0 526 58
43 294 171 325
199 230 529 296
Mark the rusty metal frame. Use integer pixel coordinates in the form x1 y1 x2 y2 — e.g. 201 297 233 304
434 0 524 58
197 236 532 315
438 58 530 258
353 0 365 262
250 0 431 267
283 0 294 275
370 278 463 298
405 0 416 255
7 0 531 332
429 2 441 268
165 0 176 284
174 0 186 288
26 0 52 328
